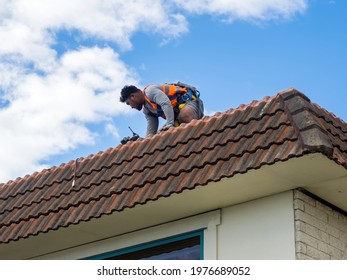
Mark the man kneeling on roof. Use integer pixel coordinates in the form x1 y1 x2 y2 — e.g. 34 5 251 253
120 82 204 137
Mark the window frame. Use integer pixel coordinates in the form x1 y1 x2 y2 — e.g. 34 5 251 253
84 230 204 260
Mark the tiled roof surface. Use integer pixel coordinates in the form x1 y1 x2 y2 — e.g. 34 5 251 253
1 88 347 244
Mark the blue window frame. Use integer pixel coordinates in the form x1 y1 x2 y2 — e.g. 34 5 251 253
85 230 203 260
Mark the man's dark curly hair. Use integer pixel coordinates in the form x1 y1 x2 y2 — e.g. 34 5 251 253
120 85 141 102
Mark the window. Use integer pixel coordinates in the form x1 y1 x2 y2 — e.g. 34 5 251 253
86 230 203 260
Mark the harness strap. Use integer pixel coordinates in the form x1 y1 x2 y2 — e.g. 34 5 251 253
142 83 200 119
143 93 157 110
177 88 197 105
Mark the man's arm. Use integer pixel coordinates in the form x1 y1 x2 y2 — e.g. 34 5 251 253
145 114 159 137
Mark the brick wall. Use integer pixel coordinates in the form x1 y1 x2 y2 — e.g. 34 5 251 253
294 190 347 260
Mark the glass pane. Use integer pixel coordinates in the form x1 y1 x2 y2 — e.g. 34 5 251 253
105 234 201 260
142 244 200 260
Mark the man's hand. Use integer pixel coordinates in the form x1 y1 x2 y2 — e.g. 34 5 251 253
159 123 174 132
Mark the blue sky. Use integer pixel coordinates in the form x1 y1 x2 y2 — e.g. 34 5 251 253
0 0 346 183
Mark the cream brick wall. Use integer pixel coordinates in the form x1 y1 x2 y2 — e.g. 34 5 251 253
294 190 347 260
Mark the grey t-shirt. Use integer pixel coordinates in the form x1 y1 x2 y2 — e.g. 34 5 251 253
144 84 175 136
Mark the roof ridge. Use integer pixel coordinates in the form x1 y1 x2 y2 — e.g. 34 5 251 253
222 95 274 115
277 88 334 156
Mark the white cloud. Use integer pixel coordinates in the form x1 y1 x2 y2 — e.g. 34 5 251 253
0 0 308 182
0 47 135 181
2 0 188 51
105 122 120 139
173 0 308 22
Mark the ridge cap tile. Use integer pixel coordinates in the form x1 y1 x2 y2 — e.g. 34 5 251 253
279 90 334 156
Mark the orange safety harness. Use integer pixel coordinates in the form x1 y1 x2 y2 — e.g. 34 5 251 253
142 82 198 119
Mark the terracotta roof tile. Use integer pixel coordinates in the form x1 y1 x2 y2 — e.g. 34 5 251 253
1 88 347 243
